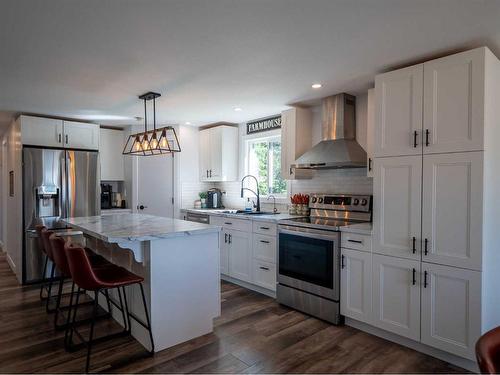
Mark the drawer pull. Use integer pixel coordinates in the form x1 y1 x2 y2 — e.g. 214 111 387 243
224 222 232 225
347 239 363 244
259 266 270 271
260 240 270 244
260 226 270 230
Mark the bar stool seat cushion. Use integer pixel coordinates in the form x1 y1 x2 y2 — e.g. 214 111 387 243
92 266 144 289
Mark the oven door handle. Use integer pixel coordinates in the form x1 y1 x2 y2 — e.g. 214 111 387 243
278 227 339 242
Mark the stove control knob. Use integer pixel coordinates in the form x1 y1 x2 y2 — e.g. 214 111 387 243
353 199 359 205
318 197 324 204
361 199 368 206
311 197 317 203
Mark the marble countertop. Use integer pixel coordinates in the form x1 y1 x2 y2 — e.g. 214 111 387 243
62 213 221 243
181 208 305 222
339 222 373 235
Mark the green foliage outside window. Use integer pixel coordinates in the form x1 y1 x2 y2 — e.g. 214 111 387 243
248 137 286 196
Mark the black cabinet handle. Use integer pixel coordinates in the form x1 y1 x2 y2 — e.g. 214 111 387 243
413 130 418 148
348 239 363 244
412 268 416 285
341 254 345 269
289 167 293 175
425 129 430 147
224 222 232 225
412 236 416 254
424 270 428 288
206 170 209 178
260 240 270 244
368 158 372 171
224 233 228 243
228 234 232 244
259 266 270 271
424 238 429 255
65 134 69 144
260 226 270 230
58 133 62 143
210 169 212 177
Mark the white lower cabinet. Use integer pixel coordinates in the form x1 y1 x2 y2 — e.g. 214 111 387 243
340 248 372 324
220 231 229 275
421 262 481 360
252 260 276 290
372 254 421 341
226 229 252 282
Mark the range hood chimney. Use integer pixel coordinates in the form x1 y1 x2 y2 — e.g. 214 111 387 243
291 93 367 170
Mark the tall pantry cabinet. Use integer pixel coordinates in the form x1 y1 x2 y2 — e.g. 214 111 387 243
372 47 500 361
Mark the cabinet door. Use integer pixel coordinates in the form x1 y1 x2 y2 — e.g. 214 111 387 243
341 248 372 324
373 156 421 260
422 152 483 270
252 260 276 291
220 230 229 275
421 262 481 360
20 116 63 147
366 88 375 177
228 229 252 282
372 254 420 341
63 121 99 150
209 127 223 179
99 128 124 181
199 129 210 181
374 64 423 157
423 48 485 154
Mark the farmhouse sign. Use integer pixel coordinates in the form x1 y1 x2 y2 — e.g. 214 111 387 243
246 115 281 135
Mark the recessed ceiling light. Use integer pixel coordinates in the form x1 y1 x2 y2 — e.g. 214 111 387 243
234 107 242 112
312 83 322 89
185 121 191 125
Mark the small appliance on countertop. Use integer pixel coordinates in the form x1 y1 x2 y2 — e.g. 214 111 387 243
277 193 372 325
206 188 223 209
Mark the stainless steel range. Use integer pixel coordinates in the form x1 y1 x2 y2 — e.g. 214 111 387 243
277 194 372 324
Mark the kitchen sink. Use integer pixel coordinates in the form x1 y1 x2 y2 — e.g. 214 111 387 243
234 210 279 215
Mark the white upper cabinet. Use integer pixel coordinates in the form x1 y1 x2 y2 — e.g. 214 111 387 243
421 262 481 360
341 248 372 324
373 156 421 260
374 64 423 157
63 121 100 150
199 125 238 182
99 128 125 181
423 48 485 154
281 107 313 180
366 88 375 177
20 115 64 147
372 254 421 341
422 152 483 270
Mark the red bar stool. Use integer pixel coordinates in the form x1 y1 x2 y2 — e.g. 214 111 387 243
64 242 154 373
49 234 116 333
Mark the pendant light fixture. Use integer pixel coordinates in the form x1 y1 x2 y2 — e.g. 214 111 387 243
123 92 181 156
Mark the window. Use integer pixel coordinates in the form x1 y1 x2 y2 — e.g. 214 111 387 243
245 135 287 197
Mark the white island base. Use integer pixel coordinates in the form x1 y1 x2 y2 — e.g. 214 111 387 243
64 214 221 353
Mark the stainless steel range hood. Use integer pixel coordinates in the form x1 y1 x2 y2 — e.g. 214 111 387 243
291 93 367 170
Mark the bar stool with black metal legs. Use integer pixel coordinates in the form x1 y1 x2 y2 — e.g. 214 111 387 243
35 225 50 301
49 234 116 333
64 242 154 373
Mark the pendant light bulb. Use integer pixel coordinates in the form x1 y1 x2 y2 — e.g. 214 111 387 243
150 133 158 149
142 133 150 151
133 135 142 152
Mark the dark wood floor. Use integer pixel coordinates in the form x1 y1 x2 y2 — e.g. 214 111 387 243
0 252 467 374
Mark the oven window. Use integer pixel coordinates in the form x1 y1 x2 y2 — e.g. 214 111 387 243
279 233 334 289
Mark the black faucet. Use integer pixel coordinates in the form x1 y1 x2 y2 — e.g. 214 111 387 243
240 175 260 212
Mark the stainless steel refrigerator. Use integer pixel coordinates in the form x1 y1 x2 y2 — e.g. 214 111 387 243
23 147 100 284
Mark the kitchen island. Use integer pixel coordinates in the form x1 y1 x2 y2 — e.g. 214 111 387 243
62 213 221 352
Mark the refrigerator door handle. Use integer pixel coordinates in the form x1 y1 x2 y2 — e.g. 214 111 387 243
66 151 73 218
60 150 68 219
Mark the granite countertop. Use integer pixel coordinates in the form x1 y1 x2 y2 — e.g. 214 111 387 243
62 213 221 243
181 208 305 223
339 222 373 235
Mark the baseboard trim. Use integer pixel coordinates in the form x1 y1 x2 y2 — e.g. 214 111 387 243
345 318 478 373
221 275 276 298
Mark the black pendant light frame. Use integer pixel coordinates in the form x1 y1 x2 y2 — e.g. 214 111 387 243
123 91 181 156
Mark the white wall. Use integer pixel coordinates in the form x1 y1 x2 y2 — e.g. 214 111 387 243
1 118 23 281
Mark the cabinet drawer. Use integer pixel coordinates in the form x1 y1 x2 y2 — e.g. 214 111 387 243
252 221 277 236
253 234 276 263
341 232 372 252
211 216 251 232
252 260 276 291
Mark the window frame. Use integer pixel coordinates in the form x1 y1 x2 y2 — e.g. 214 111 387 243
243 130 288 199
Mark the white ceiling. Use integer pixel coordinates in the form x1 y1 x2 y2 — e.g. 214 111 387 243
1 0 500 134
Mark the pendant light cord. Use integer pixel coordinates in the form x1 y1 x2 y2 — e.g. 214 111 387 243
144 98 147 133
153 97 156 131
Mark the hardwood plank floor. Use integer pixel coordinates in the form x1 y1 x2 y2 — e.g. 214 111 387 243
0 252 467 373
